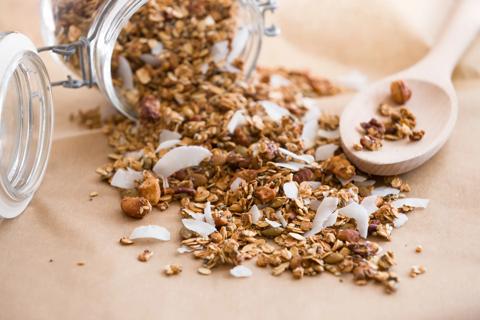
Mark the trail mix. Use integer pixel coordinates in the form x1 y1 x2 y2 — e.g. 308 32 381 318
354 80 425 151
64 0 429 293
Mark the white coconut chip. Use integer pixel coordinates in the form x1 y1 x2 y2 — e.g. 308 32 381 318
117 55 134 90
278 147 314 164
155 139 181 152
227 110 247 134
315 144 338 161
181 219 217 238
270 74 291 88
177 246 192 254
212 40 228 63
110 168 143 189
265 218 282 228
301 119 319 150
302 108 321 124
302 97 318 109
230 265 252 278
200 63 209 74
259 100 290 122
151 42 164 55
203 202 215 226
153 146 212 177
129 225 171 241
304 197 339 237
391 198 429 209
352 175 368 182
275 210 288 227
227 27 249 63
124 149 144 160
183 208 204 221
361 195 379 215
289 232 306 241
393 213 409 228
323 210 338 228
338 202 369 238
371 186 400 197
305 181 322 190
250 205 262 224
230 177 246 192
160 129 181 142
318 129 340 139
273 162 309 172
283 181 299 200
140 54 161 67
356 179 376 187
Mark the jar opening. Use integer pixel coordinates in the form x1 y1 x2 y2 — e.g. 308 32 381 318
0 49 53 215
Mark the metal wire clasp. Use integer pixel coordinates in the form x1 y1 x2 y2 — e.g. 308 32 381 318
38 37 96 89
257 0 280 37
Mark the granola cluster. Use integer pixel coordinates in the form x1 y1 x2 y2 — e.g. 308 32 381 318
354 80 425 151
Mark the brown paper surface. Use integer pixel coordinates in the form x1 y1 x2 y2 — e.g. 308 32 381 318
1 1 480 319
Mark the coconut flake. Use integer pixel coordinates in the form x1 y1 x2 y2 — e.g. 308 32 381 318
323 210 338 227
129 225 170 241
117 55 134 90
278 147 314 164
151 42 164 55
177 246 192 254
212 40 228 63
301 119 319 149
361 195 379 215
273 162 309 172
181 219 217 238
393 213 408 228
230 177 246 191
155 139 181 152
283 181 299 200
227 27 249 63
110 168 143 189
352 175 367 182
204 202 215 226
304 197 339 237
200 63 209 74
265 218 282 228
371 186 400 197
125 149 144 160
250 205 262 224
140 54 161 67
391 198 429 209
153 146 211 177
315 144 338 161
289 232 306 241
259 100 290 122
160 130 181 142
338 202 369 238
275 210 288 227
230 265 252 278
305 181 322 190
318 129 340 139
183 208 204 221
227 110 247 134
270 74 291 88
356 179 376 187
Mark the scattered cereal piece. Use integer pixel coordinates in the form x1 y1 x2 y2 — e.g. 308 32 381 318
119 237 134 245
137 250 153 262
197 267 212 276
164 264 182 276
415 245 423 253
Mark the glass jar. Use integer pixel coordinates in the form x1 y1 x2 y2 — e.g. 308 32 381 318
40 0 279 119
0 0 278 218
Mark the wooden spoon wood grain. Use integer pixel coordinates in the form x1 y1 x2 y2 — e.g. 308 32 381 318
339 0 480 176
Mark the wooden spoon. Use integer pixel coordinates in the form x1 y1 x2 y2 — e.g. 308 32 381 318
339 0 480 176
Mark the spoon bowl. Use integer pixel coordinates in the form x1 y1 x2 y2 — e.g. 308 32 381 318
340 77 457 175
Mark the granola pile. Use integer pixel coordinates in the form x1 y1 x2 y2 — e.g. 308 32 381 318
354 80 425 151
64 0 429 293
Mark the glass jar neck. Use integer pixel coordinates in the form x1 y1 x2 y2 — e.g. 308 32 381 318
89 0 264 120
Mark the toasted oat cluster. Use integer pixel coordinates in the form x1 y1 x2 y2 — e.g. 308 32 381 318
67 1 428 293
354 80 425 151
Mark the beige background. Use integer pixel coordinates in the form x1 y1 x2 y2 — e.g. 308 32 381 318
1 1 480 319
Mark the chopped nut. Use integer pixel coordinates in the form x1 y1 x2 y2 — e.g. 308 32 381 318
409 265 426 278
390 80 412 104
121 197 152 219
138 249 153 262
415 245 423 253
119 237 134 245
164 264 183 276
254 186 277 204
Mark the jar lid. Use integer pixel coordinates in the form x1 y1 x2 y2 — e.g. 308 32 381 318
0 32 54 218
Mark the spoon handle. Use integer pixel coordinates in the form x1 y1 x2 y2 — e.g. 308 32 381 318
414 0 480 80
